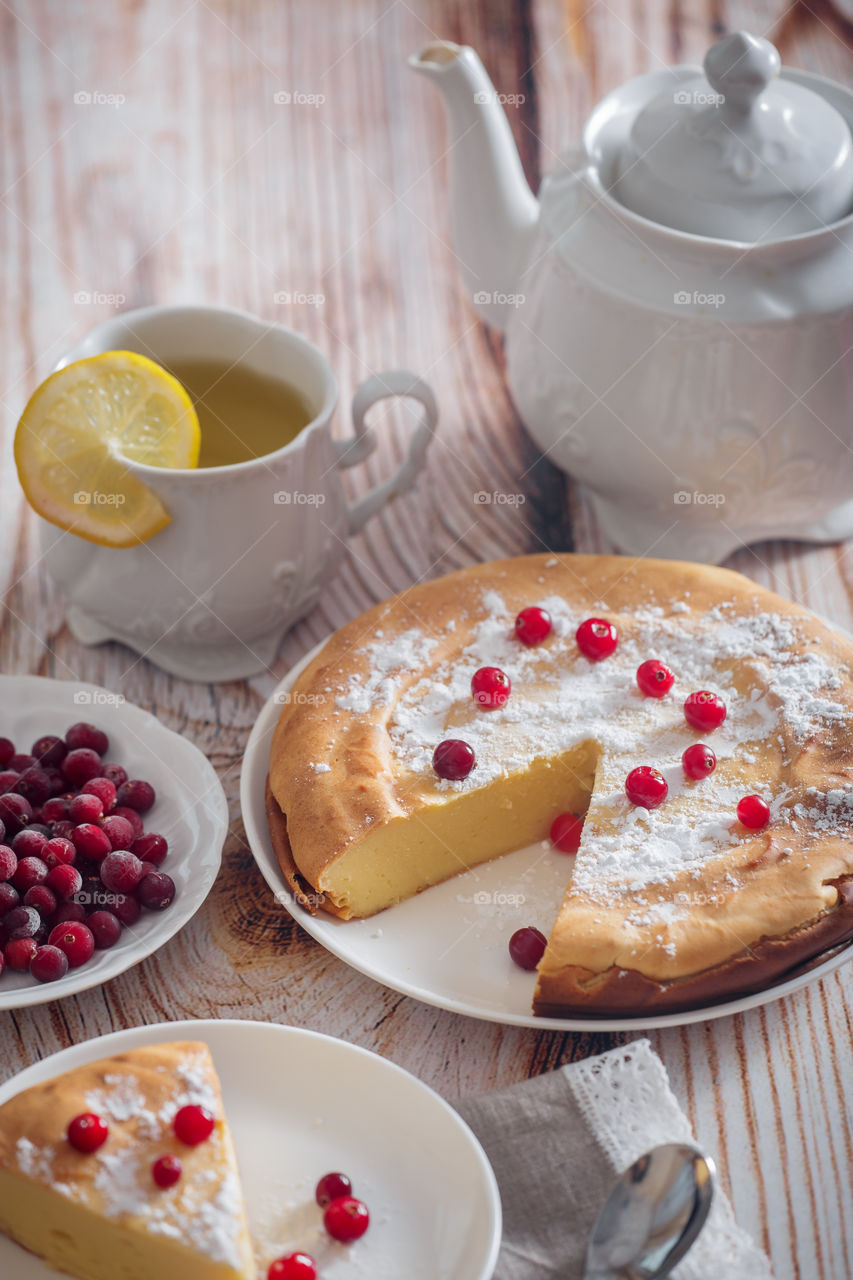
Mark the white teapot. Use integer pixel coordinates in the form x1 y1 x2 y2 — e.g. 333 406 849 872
411 32 853 562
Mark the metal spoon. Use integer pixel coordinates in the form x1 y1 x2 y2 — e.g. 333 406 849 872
584 1143 715 1279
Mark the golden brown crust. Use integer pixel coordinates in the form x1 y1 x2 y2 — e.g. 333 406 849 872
266 552 853 1016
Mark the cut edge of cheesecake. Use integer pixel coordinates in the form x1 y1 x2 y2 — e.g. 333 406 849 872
0 1041 256 1280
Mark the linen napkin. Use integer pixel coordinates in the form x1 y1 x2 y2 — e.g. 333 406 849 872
454 1039 773 1279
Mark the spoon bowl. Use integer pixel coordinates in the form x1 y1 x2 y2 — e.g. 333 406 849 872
584 1143 715 1279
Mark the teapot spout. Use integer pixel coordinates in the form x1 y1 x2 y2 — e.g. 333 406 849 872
409 42 539 332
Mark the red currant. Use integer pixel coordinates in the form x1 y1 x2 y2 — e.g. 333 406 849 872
323 1195 370 1243
471 666 511 709
625 766 668 809
549 812 583 853
576 617 618 661
636 659 674 697
432 739 475 781
683 691 726 732
173 1104 215 1145
152 1154 182 1188
682 744 716 780
737 794 770 830
67 1112 109 1153
508 926 547 970
267 1255 316 1280
514 606 552 646
315 1171 352 1207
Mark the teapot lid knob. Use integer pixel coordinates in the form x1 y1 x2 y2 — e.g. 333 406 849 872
703 31 780 115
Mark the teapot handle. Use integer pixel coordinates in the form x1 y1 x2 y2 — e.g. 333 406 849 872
335 370 438 534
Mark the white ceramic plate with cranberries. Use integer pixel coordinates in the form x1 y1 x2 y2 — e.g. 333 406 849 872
242 642 853 1032
0 676 228 1008
0 1017 502 1280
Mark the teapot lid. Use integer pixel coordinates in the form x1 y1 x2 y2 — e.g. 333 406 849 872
613 31 853 241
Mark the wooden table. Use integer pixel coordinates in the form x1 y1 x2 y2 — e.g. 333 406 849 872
2 1 852 1276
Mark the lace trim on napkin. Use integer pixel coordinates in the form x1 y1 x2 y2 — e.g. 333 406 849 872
565 1039 774 1280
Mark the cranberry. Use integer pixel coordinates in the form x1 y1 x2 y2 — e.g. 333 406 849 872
137 860 158 880
48 921 95 967
23 884 57 917
43 767 67 797
62 748 104 787
268 1255 317 1280
9 754 36 773
323 1195 370 1243
112 806 144 840
42 796 70 824
0 883 20 917
3 904 41 938
0 949 4 978
30 944 69 983
576 617 618 661
4 937 38 970
101 763 128 788
173 1105 215 1145
315 1171 353 1207
508 926 547 970
46 863 83 900
109 892 142 926
15 768 51 807
0 771 20 795
12 857 48 892
432 739 476 781
116 779 156 813
43 836 76 869
682 744 716 780
737 794 770 830
152 1154 182 1189
100 850 143 893
0 793 32 834
82 777 117 812
87 910 123 949
683 691 727 732
69 793 104 824
0 738 14 768
625 766 668 809
101 814 136 850
51 819 75 840
53 901 86 925
471 666 511 710
65 722 109 756
136 872 176 911
514 605 552 646
71 823 111 862
132 832 168 866
67 1112 109 1153
549 812 584 854
31 735 67 768
0 845 17 881
12 828 47 859
636 659 675 697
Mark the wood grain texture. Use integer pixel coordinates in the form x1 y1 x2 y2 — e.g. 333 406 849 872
1 2 852 1277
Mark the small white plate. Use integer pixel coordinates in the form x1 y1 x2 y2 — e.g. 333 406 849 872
0 676 228 1009
0 1018 501 1280
242 642 853 1032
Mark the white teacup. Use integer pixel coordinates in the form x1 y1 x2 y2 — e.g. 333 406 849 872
39 304 438 681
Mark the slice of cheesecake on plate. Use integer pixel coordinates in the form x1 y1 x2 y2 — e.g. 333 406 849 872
0 1041 255 1280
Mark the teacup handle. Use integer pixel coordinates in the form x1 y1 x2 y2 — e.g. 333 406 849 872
336 370 438 535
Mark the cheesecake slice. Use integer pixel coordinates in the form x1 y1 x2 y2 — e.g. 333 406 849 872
267 553 853 1015
0 1041 255 1280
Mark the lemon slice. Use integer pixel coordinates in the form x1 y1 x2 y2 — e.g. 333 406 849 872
14 350 201 548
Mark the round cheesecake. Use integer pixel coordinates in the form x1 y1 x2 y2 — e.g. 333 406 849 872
267 553 853 1016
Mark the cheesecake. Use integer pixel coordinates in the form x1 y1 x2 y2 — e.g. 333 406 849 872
267 553 853 1015
0 1041 255 1280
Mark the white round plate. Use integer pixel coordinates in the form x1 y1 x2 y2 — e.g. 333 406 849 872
242 642 853 1032
0 676 228 1008
0 1018 501 1280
